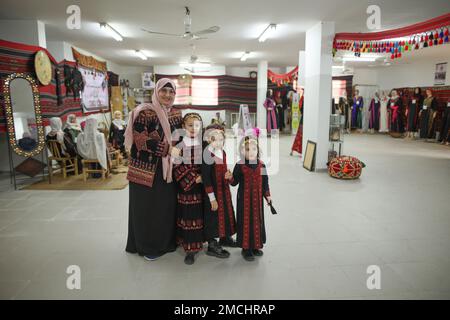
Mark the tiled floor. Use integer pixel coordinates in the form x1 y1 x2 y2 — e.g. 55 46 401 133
0 133 449 299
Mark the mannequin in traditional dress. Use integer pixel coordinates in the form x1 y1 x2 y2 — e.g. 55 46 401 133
352 89 363 130
109 110 127 156
439 99 450 145
263 89 278 134
368 91 381 133
379 90 389 133
405 87 423 139
388 90 404 135
419 89 439 141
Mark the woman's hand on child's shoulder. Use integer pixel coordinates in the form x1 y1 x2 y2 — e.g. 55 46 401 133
195 175 202 184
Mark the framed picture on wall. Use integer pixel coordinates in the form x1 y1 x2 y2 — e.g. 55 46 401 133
434 62 447 86
303 140 317 172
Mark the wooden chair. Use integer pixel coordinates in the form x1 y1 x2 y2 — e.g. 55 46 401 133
109 149 122 168
47 140 79 183
81 159 109 181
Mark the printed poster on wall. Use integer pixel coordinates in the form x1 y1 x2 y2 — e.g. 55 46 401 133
79 66 109 113
142 72 155 89
434 62 447 86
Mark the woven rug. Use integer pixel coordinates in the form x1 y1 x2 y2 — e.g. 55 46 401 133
22 165 129 190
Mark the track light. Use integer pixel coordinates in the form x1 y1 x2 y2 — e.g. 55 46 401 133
135 50 148 60
240 51 250 61
99 22 123 41
258 24 277 42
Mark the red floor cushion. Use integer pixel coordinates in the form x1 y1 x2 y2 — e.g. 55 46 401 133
328 156 365 179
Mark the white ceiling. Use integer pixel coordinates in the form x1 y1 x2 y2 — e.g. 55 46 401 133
1 0 449 67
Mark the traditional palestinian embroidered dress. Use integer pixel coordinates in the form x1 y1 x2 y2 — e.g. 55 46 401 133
201 148 236 241
406 94 423 132
379 96 389 133
109 119 127 154
173 137 205 253
230 160 271 250
125 108 182 256
419 96 438 139
438 101 450 143
264 97 278 132
291 125 303 155
368 98 380 131
352 96 363 129
388 97 404 133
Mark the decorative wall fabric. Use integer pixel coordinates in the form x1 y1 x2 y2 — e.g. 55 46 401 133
334 13 450 61
0 39 109 133
72 47 107 72
156 74 257 112
267 66 298 87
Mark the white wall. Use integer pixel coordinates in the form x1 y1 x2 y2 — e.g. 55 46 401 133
352 68 378 86
0 20 41 45
376 58 450 90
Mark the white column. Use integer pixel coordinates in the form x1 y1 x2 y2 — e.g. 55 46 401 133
257 60 268 129
303 21 335 170
298 51 306 88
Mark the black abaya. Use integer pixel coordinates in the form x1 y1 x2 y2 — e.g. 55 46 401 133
126 160 177 256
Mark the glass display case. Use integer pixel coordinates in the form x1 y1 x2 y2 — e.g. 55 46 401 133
328 114 345 161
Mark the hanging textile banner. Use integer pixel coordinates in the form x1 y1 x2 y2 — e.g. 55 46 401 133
333 13 450 60
268 66 299 87
72 47 107 72
79 66 109 113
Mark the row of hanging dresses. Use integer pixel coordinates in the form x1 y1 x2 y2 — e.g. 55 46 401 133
419 96 439 139
351 96 363 129
406 94 423 132
368 98 381 131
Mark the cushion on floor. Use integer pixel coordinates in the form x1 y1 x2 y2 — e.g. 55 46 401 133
328 155 365 180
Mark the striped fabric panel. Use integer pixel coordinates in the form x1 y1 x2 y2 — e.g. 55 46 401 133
156 74 257 112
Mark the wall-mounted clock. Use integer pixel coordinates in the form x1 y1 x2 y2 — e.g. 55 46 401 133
249 71 257 79
34 50 52 86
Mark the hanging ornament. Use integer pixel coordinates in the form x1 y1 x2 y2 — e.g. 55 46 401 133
434 39 438 45
445 28 449 36
415 43 419 50
439 38 443 45
424 41 428 48
390 54 395 60
398 52 402 58
428 40 433 46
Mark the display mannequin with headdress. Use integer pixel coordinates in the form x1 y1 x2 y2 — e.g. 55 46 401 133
419 89 439 141
229 130 272 262
109 110 127 156
388 89 404 135
405 87 423 139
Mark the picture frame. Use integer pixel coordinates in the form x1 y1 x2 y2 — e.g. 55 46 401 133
303 140 317 172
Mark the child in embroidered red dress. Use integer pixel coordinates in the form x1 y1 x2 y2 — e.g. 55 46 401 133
229 134 272 262
201 124 237 259
173 113 205 265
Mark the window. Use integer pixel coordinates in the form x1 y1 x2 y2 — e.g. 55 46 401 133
332 79 347 101
191 79 218 106
172 78 218 106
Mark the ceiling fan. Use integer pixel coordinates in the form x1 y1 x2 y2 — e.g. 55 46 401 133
181 44 211 73
141 6 220 41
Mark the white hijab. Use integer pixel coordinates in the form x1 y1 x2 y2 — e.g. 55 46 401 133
77 117 108 169
48 117 66 151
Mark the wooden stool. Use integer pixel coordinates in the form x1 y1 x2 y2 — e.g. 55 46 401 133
81 159 109 181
